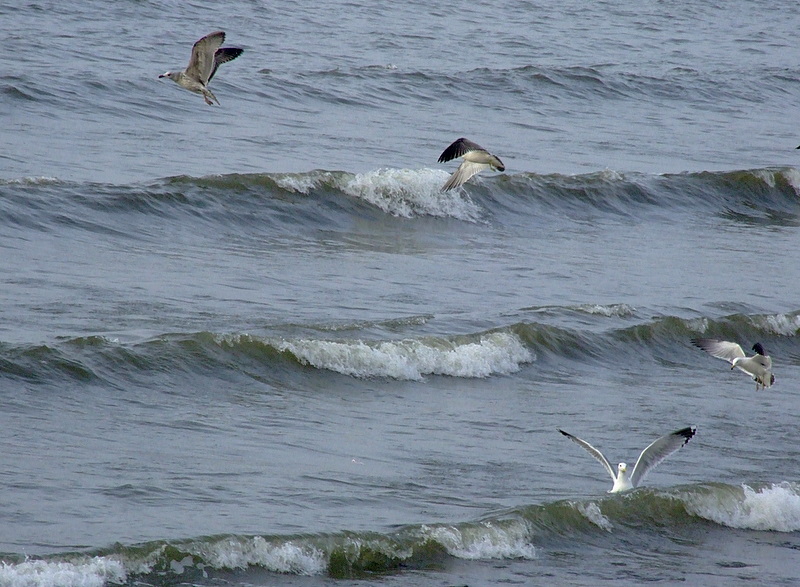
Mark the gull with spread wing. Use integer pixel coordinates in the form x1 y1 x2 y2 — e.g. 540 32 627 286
691 338 775 391
559 426 697 493
159 31 243 105
437 138 505 191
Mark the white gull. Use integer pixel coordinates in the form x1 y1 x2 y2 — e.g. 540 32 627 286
559 426 697 493
691 338 775 391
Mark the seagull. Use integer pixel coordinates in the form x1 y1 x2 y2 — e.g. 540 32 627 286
559 426 697 493
159 31 243 105
691 338 775 391
437 138 505 191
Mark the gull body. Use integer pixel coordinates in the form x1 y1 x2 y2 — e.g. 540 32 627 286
559 426 697 493
691 338 774 391
437 138 505 191
159 31 243 105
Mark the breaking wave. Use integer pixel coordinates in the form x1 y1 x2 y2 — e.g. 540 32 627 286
1 310 796 385
2 482 797 586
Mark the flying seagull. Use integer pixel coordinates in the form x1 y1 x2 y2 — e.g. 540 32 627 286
691 338 775 391
559 426 697 493
437 138 505 191
159 31 243 105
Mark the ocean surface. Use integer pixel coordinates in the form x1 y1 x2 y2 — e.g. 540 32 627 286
2 1 800 585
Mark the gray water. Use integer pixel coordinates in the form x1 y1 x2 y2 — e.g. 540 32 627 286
1 1 800 585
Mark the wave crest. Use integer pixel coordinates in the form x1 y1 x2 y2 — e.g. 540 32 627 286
682 482 800 532
419 520 536 560
3 482 798 584
275 331 534 379
0 557 126 587
340 168 483 220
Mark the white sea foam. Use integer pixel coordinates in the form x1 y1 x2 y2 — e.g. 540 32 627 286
272 171 335 194
421 521 536 560
0 557 126 587
757 313 800 336
1 176 61 186
596 168 625 182
576 501 614 532
340 168 483 220
752 167 800 197
196 536 327 576
684 483 800 532
276 332 533 380
781 167 800 195
574 303 636 318
752 168 778 189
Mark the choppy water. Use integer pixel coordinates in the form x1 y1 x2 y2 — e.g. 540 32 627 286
2 1 800 586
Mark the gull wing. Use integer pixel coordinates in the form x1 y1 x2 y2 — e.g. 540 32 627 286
691 338 746 364
630 426 696 488
438 138 486 163
441 160 489 191
559 429 617 483
186 31 226 84
209 47 244 83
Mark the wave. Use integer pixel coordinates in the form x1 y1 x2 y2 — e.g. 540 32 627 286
269 330 533 379
158 168 482 223
1 167 798 236
251 63 796 117
1 482 797 586
1 310 796 386
155 166 800 225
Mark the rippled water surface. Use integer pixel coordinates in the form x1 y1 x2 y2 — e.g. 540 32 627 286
2 1 800 585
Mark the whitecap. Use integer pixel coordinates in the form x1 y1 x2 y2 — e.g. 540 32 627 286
0 557 126 587
195 536 327 576
752 168 778 189
276 332 533 380
758 313 800 336
272 171 335 194
1 176 61 186
576 501 614 532
340 168 483 220
780 167 800 195
574 303 636 317
421 521 536 560
683 482 800 532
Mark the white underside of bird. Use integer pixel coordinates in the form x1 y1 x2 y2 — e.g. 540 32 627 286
437 138 505 191
691 338 774 390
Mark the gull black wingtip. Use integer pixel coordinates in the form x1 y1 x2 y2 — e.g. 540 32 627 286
676 426 697 444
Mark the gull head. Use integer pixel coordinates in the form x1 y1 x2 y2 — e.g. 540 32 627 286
159 71 174 79
489 156 505 172
617 462 627 474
